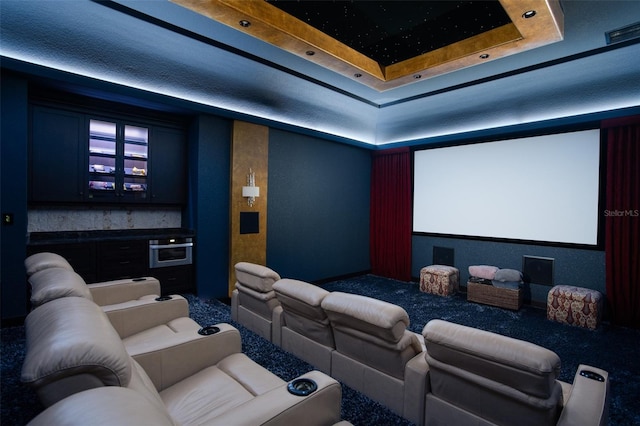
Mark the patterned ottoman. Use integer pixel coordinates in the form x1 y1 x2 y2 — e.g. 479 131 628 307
420 265 459 296
547 285 604 329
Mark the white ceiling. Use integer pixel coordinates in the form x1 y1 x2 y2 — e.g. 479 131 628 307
1 0 639 146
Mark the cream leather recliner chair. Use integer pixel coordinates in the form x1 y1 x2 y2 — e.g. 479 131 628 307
25 251 163 303
273 278 335 373
26 266 222 364
321 291 429 425
21 296 344 425
27 266 189 340
231 262 282 341
422 319 610 426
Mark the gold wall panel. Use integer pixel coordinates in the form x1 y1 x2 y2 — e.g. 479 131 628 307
229 121 269 296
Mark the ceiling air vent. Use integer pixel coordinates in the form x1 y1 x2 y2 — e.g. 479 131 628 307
606 21 640 45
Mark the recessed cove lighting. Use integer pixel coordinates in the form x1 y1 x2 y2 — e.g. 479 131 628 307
305 50 315 56
522 10 536 19
239 20 251 28
479 53 490 59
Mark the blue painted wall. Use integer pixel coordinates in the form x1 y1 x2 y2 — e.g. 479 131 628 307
267 129 371 281
1 74 29 321
187 115 232 299
412 235 605 307
0 71 615 320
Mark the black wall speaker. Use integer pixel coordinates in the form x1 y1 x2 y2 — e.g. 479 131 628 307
240 212 259 234
522 255 554 286
433 246 454 266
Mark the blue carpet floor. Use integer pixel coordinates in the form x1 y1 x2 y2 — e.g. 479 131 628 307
2 274 639 425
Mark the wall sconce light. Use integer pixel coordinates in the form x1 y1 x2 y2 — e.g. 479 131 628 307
242 168 260 207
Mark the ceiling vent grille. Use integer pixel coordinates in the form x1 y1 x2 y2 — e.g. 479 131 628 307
606 21 640 45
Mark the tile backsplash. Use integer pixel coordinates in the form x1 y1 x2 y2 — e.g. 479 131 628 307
28 207 182 232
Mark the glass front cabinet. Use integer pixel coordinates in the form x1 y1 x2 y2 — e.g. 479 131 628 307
30 101 187 205
88 119 149 201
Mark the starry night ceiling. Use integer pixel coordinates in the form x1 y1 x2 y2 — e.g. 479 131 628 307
171 0 564 91
266 1 512 67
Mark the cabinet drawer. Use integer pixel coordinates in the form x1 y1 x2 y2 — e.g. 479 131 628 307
98 240 147 280
150 265 194 296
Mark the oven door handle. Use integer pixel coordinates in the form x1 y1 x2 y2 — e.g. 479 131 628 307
149 243 193 249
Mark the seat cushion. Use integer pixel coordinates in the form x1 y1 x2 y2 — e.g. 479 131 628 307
29 267 93 307
160 353 284 425
121 316 202 355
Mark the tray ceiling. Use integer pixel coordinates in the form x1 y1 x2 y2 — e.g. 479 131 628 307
172 0 564 91
2 0 639 146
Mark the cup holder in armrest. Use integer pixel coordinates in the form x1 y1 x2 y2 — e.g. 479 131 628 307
198 326 221 336
287 378 318 396
155 296 173 302
580 370 605 382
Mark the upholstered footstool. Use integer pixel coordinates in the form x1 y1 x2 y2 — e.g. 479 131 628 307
420 265 459 296
547 285 603 329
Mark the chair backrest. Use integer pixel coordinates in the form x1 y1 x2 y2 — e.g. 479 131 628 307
234 262 281 318
28 267 93 307
273 278 334 347
422 319 564 426
25 252 74 277
20 296 163 409
321 292 422 379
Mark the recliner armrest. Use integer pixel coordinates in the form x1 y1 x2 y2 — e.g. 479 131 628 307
131 323 243 391
208 370 342 426
403 351 430 426
87 277 161 306
103 295 189 338
272 305 284 346
557 364 609 426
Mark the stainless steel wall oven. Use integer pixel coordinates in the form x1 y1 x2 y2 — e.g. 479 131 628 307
149 237 193 268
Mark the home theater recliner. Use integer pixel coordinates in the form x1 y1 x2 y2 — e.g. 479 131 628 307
21 295 345 425
27 264 191 341
25 252 191 339
273 278 335 373
321 291 429 425
422 319 610 426
231 261 282 341
234 263 610 426
25 251 164 306
21 256 610 426
272 278 429 424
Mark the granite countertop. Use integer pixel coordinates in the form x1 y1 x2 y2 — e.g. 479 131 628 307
28 228 195 245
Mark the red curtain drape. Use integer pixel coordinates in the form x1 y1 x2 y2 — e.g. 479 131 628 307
603 116 640 328
370 147 412 281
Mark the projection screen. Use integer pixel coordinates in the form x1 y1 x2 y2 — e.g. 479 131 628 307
413 129 601 245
